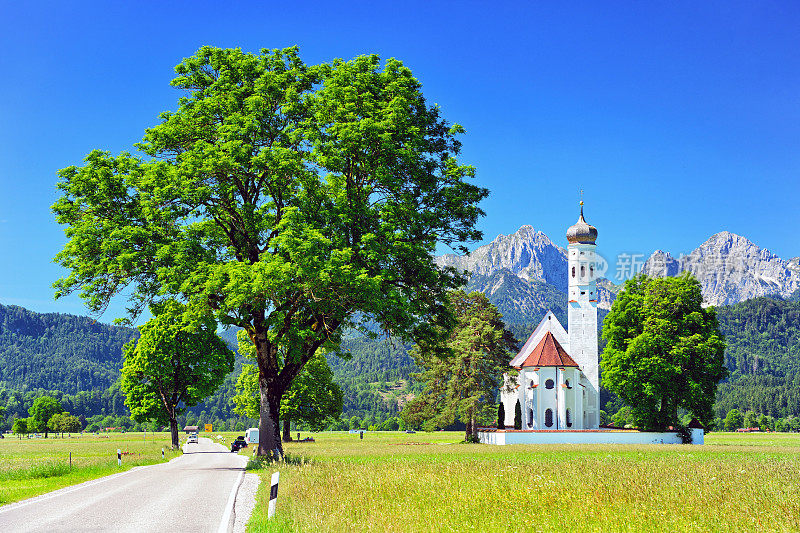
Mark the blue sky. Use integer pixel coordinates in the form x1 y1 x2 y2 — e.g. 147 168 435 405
1 1 798 322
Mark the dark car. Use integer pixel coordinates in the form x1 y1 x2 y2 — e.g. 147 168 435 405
230 436 247 452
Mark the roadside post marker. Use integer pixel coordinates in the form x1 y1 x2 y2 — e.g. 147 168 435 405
268 471 280 518
69 452 72 469
117 449 121 466
162 448 165 459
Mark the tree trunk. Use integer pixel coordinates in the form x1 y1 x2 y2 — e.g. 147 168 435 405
471 413 478 440
257 377 283 459
169 417 179 449
282 416 292 442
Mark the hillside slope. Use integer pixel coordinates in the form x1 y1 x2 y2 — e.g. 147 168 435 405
0 304 137 393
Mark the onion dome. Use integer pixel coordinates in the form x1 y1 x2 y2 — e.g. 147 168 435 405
566 202 598 244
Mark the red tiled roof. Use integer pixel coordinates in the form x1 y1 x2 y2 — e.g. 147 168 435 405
519 331 579 368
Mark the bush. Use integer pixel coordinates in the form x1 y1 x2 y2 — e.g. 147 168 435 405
675 425 693 444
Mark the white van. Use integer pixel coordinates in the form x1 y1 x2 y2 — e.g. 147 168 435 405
245 427 259 444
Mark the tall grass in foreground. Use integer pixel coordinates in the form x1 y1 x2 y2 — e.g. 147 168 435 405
247 432 800 532
0 432 182 505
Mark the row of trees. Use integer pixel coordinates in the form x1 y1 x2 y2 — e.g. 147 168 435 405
10 396 80 438
721 409 800 432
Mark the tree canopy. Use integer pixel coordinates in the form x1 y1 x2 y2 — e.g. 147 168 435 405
53 46 486 456
49 412 82 437
601 273 727 431
401 291 517 441
28 396 63 438
119 301 234 447
12 418 28 438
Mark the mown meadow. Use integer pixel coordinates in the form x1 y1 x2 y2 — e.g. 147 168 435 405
246 431 800 532
0 432 182 505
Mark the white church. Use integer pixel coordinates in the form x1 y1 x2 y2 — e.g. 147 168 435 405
485 204 704 444
499 202 600 430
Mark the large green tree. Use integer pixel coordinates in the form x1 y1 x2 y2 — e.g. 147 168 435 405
12 418 28 439
601 273 727 431
402 291 517 441
724 408 743 431
119 302 234 448
49 412 82 438
232 331 343 441
28 396 63 438
53 47 485 456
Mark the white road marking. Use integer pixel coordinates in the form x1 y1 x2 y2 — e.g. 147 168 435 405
0 464 151 514
217 469 245 533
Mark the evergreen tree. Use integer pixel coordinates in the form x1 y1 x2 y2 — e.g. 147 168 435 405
514 400 522 430
497 402 505 429
402 291 517 441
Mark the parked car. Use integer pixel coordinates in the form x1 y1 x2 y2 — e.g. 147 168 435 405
187 433 198 444
230 436 247 452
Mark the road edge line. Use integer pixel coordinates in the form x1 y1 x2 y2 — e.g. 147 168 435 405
218 468 245 533
0 463 153 515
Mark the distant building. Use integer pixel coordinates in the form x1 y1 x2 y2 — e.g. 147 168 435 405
499 203 600 430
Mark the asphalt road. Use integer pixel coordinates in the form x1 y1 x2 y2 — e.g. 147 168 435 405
0 437 249 533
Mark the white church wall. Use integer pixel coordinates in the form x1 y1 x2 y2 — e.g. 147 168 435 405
538 367 558 429
478 428 705 445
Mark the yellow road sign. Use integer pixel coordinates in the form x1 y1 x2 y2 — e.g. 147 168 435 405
204 424 212 432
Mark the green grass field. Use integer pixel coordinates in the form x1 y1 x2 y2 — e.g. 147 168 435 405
246 431 800 532
0 432 183 505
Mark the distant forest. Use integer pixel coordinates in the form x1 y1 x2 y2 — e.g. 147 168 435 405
1 296 799 432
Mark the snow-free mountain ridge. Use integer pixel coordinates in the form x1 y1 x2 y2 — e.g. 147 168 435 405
437 226 798 320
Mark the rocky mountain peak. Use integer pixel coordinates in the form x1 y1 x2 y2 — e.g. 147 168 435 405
437 225 567 289
643 231 799 305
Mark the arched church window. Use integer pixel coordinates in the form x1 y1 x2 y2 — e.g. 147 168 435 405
571 266 575 278
545 379 554 389
528 408 533 427
545 409 553 427
566 409 573 428
590 265 594 277
565 379 571 389
529 380 535 389
581 265 585 277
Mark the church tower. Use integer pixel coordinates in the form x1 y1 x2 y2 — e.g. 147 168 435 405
566 202 600 428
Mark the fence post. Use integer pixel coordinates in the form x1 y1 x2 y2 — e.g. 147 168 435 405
268 471 280 518
117 449 121 466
